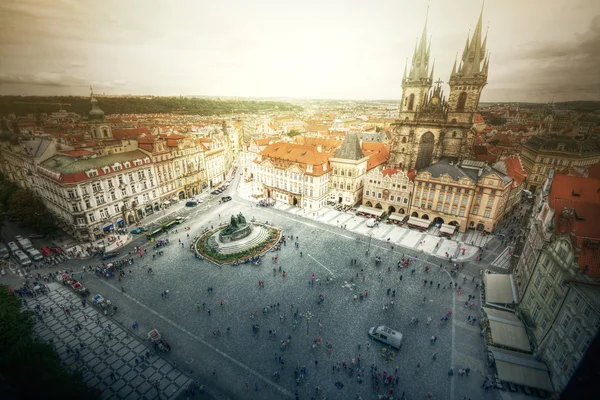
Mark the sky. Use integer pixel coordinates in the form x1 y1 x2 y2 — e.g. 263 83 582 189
0 0 599 102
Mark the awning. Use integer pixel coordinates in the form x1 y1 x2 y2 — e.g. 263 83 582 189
407 216 431 229
103 223 114 231
145 205 153 210
483 307 531 352
490 347 554 392
484 273 518 305
116 218 124 223
163 201 171 206
356 205 385 218
388 213 406 222
440 224 456 235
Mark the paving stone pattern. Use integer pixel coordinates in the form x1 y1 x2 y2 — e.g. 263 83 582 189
25 283 192 400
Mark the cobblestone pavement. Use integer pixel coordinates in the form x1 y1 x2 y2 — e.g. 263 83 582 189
2 170 532 400
23 283 192 399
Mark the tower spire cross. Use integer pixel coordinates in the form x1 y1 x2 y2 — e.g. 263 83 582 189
434 79 444 86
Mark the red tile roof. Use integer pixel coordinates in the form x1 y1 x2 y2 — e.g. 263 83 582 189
503 154 527 186
549 175 600 277
111 128 151 139
361 142 389 170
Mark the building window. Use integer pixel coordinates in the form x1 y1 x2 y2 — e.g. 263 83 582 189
487 199 493 207
571 326 581 342
583 306 591 318
551 294 560 310
581 336 591 354
72 204 79 212
378 193 382 199
573 293 582 306
88 213 95 223
561 314 571 330
390 195 395 201
540 315 548 331
76 217 85 225
550 336 559 352
533 273 542 288
459 209 465 217
473 207 479 215
443 206 449 213
484 209 491 217
436 204 442 212
114 204 120 213
532 303 541 321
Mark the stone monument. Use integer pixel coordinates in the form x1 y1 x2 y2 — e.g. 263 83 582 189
218 212 252 242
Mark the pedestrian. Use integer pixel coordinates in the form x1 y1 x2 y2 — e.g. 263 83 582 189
315 360 318 368
465 367 470 377
212 368 216 378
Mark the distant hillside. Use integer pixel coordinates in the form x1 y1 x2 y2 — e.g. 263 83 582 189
0 96 302 117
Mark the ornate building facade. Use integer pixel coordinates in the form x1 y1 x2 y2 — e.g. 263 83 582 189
389 7 490 171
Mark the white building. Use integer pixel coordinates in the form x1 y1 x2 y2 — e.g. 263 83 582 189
253 142 330 209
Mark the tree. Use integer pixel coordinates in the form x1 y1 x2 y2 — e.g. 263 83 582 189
287 130 301 137
0 286 98 399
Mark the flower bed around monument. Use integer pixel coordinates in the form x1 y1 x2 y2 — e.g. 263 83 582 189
195 224 282 264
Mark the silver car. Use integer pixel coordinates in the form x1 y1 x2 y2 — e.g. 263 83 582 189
368 326 403 349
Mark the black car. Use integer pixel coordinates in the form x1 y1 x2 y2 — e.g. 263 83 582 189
221 196 232 202
101 252 120 260
211 190 219 195
186 200 199 207
28 233 46 239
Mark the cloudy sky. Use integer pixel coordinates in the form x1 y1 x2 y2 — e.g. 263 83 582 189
0 0 599 102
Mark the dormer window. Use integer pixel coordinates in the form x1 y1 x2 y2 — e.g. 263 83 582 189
124 162 131 168
86 169 99 178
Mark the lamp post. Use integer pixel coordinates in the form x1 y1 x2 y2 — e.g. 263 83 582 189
367 232 373 255
305 311 313 336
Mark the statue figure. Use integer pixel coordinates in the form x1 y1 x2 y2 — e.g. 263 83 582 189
230 215 238 229
237 213 246 226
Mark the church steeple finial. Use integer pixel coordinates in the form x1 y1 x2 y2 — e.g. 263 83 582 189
402 58 408 81
451 53 458 75
407 4 433 84
458 1 487 77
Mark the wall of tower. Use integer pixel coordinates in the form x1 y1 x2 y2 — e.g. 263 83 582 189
446 81 485 124
399 85 430 120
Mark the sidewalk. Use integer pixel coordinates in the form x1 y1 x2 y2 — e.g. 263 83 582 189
236 178 481 262
24 282 192 399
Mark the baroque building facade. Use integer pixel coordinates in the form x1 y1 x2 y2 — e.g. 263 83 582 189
389 7 489 171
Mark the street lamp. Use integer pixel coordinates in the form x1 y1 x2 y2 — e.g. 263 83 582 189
367 233 373 255
305 311 313 336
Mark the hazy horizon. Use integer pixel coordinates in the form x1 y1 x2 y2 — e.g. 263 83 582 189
1 0 599 102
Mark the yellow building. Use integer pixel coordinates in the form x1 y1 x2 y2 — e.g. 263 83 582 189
363 167 414 216
519 135 600 192
410 159 516 233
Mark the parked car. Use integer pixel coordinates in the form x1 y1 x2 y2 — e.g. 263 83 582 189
186 200 199 207
130 227 148 234
221 196 232 203
366 219 376 228
368 326 403 349
211 190 219 195
7 242 19 253
28 233 46 239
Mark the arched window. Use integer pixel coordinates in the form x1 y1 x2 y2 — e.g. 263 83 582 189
401 137 407 143
457 92 467 111
452 131 457 138
407 94 415 111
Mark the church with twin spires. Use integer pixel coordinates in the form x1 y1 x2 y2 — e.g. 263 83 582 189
389 4 490 171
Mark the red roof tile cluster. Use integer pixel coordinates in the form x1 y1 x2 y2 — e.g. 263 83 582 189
112 128 151 139
361 142 389 170
503 154 527 186
549 175 600 277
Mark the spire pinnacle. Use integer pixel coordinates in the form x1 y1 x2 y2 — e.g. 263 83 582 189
402 58 408 80
429 59 435 81
451 53 458 75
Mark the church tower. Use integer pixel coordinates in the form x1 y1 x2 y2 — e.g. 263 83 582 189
398 8 433 121
447 3 489 125
86 86 113 140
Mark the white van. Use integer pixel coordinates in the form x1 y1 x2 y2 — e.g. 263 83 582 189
17 238 34 250
368 326 403 349
26 248 44 261
0 243 9 259
366 219 377 228
14 250 32 266
7 241 19 253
